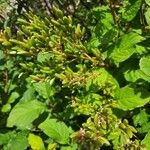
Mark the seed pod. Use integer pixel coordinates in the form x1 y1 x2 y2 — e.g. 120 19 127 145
129 146 135 150
75 24 81 36
17 31 24 40
4 27 11 39
68 16 72 24
9 39 29 49
119 123 126 129
17 18 29 25
123 119 128 125
2 41 12 47
94 113 99 124
59 25 67 31
40 69 51 74
63 16 72 25
81 27 85 36
0 38 5 43
30 75 42 81
17 51 32 55
51 19 60 27
21 25 31 35
53 7 64 18
128 126 137 133
97 136 110 145
126 128 133 138
9 51 17 55
20 63 28 69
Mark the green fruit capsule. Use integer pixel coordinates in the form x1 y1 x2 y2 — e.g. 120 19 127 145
119 123 126 129
17 51 32 55
20 63 28 68
81 27 85 36
9 39 29 49
0 38 5 43
97 136 110 145
123 119 128 125
59 25 67 31
53 7 64 18
75 24 81 36
129 126 137 133
94 113 99 124
30 75 41 81
51 19 60 27
2 41 12 47
17 18 29 25
4 27 11 39
63 16 70 25
40 69 52 74
21 25 31 35
68 16 72 24
126 128 133 138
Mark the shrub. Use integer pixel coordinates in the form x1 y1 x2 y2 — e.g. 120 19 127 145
0 1 150 149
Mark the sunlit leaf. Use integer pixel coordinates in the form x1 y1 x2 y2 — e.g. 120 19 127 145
142 131 150 149
123 0 142 21
7 100 46 129
109 32 144 64
39 118 70 144
145 0 150 6
34 81 56 99
115 85 150 110
28 133 45 150
124 69 150 82
140 56 150 77
5 131 28 150
145 8 150 26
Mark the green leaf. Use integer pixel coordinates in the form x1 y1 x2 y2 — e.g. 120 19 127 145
123 0 142 21
124 69 150 82
20 86 35 102
5 131 28 150
145 0 150 6
93 6 113 36
145 8 150 26
1 103 11 113
39 118 70 144
100 29 118 46
0 132 14 145
140 56 150 77
86 68 119 91
136 45 147 54
7 92 19 104
115 85 150 110
28 133 45 150
109 32 144 64
47 143 57 150
37 52 51 63
0 50 4 60
7 100 46 129
34 81 55 99
133 109 150 133
87 37 100 49
61 144 78 150
142 131 150 149
133 109 149 126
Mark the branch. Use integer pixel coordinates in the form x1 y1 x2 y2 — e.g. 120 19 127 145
43 0 53 16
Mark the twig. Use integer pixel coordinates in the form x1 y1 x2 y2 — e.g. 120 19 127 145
43 0 53 16
140 4 147 33
109 0 117 25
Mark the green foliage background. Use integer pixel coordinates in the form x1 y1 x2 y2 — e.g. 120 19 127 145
1 0 150 149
